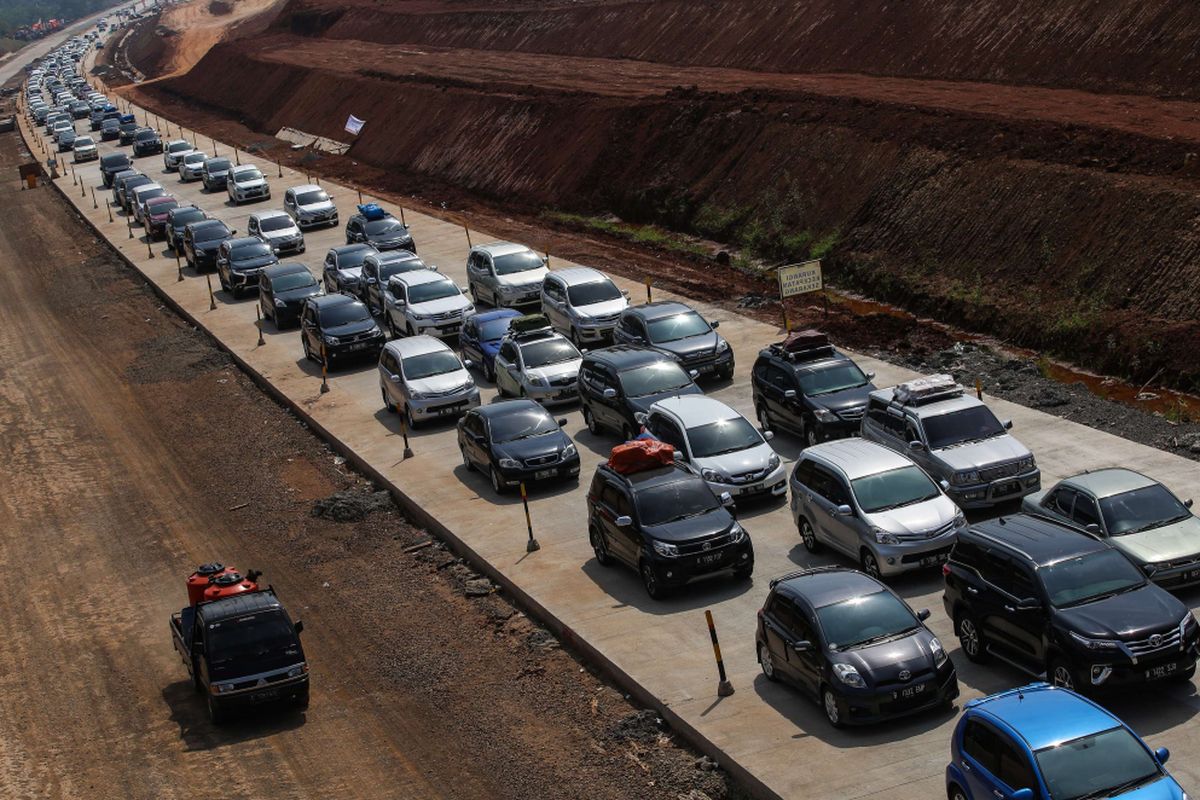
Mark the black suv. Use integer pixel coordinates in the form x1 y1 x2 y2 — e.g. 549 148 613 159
166 206 208 254
578 346 701 441
757 567 958 728
117 120 141 145
299 294 385 366
132 127 162 157
216 237 279 297
943 514 1199 692
183 219 236 272
458 400 581 493
751 332 876 447
99 152 131 187
586 461 753 598
612 301 734 380
260 262 323 328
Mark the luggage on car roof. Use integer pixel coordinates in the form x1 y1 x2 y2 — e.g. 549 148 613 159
357 203 387 221
608 439 676 475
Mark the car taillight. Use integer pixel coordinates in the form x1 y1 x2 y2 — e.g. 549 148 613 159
941 563 952 578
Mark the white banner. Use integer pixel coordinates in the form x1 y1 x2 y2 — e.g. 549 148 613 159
344 115 365 136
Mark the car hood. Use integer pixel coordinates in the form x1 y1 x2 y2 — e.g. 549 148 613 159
298 200 334 214
496 268 549 290
277 285 322 304
207 168 230 177
196 239 227 253
407 369 471 396
261 228 300 241
410 295 470 316
230 255 277 271
656 332 720 359
1056 584 1186 640
526 359 582 383
149 211 173 223
694 441 778 478
369 232 412 246
642 510 734 543
625 384 704 414
864 494 959 536
494 431 572 464
810 384 875 414
835 629 937 686
933 435 1031 472
234 178 267 190
1112 516 1200 565
336 266 364 283
326 319 378 338
573 297 628 319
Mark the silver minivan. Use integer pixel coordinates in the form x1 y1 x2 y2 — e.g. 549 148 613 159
790 438 965 579
540 267 628 346
379 335 480 429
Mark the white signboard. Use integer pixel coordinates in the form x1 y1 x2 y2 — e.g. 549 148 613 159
344 115 365 136
778 260 823 298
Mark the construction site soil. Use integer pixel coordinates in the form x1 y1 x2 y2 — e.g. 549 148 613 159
114 0 1200 393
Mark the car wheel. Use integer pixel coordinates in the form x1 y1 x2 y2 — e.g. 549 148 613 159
733 562 753 580
490 465 506 495
804 421 818 449
406 323 416 338
1170 664 1196 684
756 403 770 432
799 517 821 553
570 327 582 348
1049 657 1078 691
483 359 496 383
206 693 227 725
822 686 844 728
590 526 612 566
640 561 664 600
381 385 395 413
218 272 230 292
460 444 473 472
294 685 310 712
583 406 601 436
948 785 968 800
386 314 398 338
956 612 989 663
621 423 635 442
302 337 313 361
404 404 418 431
860 549 881 579
470 284 480 305
759 641 778 682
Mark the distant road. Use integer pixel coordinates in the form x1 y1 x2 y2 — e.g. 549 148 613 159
0 1 127 86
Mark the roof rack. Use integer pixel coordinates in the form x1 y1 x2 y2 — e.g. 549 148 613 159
356 203 388 221
765 330 836 363
891 374 964 406
506 313 554 340
768 566 847 588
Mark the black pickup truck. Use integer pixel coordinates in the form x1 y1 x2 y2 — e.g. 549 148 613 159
170 579 309 723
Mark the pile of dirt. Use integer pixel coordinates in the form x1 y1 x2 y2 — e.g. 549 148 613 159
209 0 232 15
311 488 394 521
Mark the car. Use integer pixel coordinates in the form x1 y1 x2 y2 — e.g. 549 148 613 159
183 218 236 272
494 320 583 404
71 135 98 162
259 262 323 328
644 396 787 502
226 164 271 205
45 112 70 135
162 139 192 170
113 173 150 210
88 105 114 130
383 270 474 339
51 119 73 143
380 336 481 429
861 374 1040 509
56 127 77 152
946 683 1187 800
459 400 580 493
322 243 377 296
283 184 338 229
299 294 386 367
459 309 522 382
613 300 734 381
587 452 752 598
579 346 702 441
69 100 89 119
142 196 180 240
246 209 305 257
100 118 120 141
177 150 207 182
1022 468 1200 591
790 439 966 578
216 237 280 296
165 206 208 253
752 331 877 446
362 251 428 313
117 120 141 146
344 204 415 252
129 183 166 222
943 514 1199 692
541 267 629 346
757 567 957 727
200 156 232 191
132 127 163 157
465 242 549 309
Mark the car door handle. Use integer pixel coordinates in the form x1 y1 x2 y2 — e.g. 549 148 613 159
961 762 971 772
992 791 1003 799
965 585 979 595
1004 604 1015 613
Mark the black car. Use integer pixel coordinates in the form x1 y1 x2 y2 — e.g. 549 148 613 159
612 301 734 380
361 251 428 312
132 127 162 156
458 400 581 493
757 567 958 728
112 173 150 209
166 206 208 254
943 514 1200 692
183 219 236 272
100 118 120 141
345 207 416 253
586 460 753 598
117 121 140 145
751 331 877 447
99 152 131 187
216 237 279 296
200 156 232 192
260 263 324 328
57 129 76 152
322 243 377 295
299 294 386 366
578 346 702 441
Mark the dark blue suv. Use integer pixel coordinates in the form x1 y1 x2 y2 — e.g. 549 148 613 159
947 683 1186 800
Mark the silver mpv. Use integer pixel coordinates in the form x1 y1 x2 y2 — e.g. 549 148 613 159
790 438 966 579
379 335 480 430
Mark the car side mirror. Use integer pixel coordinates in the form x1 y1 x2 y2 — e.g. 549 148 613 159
615 515 632 527
602 388 617 399
908 440 925 452
230 229 237 236
388 372 401 383
294 620 304 635
462 359 474 369
1003 419 1013 430
557 418 567 427
939 479 950 492
833 504 852 516
689 369 699 379
710 320 720 329
866 371 876 381
784 389 797 400
791 640 813 653
1011 790 1035 800
621 289 630 298
1186 499 1194 509
1084 523 1102 536
366 277 377 285
1016 598 1042 612
1155 747 1170 765
917 608 931 621
763 430 775 441
719 491 734 507
672 451 683 461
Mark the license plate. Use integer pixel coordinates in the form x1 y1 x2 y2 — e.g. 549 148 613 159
894 682 927 700
437 403 465 415
1147 663 1179 681
534 469 556 480
249 689 280 703
554 391 574 400
920 553 949 568
697 552 724 566
697 363 715 373
438 325 459 334
737 484 761 496
349 342 371 351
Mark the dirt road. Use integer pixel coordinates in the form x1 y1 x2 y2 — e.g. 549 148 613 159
0 132 739 799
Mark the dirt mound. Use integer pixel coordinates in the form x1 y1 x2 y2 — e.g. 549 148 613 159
311 488 395 521
209 0 232 14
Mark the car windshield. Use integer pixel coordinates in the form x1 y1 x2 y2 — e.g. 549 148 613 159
619 362 694 397
321 302 371 327
173 209 205 226
75 137 94 146
1099 484 1192 535
101 154 128 167
852 466 941 513
194 224 229 242
272 271 317 292
296 190 329 205
646 311 711 343
489 409 560 443
922 406 1006 449
231 242 273 260
149 200 178 214
206 611 297 665
183 153 205 164
687 416 763 458
1035 726 1162 800
401 351 462 380
206 158 230 171
237 169 264 182
135 130 155 140
380 259 424 282
168 141 190 152
521 339 580 368
635 479 720 526
493 250 544 275
479 317 515 341
1042 549 1145 608
407 280 461 304
797 362 869 396
260 216 294 232
816 590 919 649
365 219 404 236
567 280 622 307
336 247 372 269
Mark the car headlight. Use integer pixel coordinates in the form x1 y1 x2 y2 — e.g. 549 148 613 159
813 408 838 423
410 312 430 321
1018 455 1036 470
562 443 577 458
212 682 236 694
322 335 339 345
951 470 980 486
700 467 723 483
1069 631 1122 651
529 376 546 387
497 284 516 297
652 540 679 558
273 297 286 307
730 523 746 543
716 338 730 353
286 663 309 678
872 527 899 545
833 663 866 688
464 304 475 314
497 457 520 470
953 510 967 527
369 324 382 336
767 453 781 472
409 391 426 400
1181 613 1197 637
930 636 948 668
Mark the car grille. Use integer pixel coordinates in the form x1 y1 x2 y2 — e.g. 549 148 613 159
424 382 471 399
900 544 953 564
676 531 738 556
524 452 561 468
837 406 866 421
681 349 716 365
896 520 957 542
1160 556 1200 571
339 330 378 344
591 314 620 326
230 670 296 692
874 667 935 691
1127 628 1182 657
729 466 772 485
431 309 463 322
242 187 266 197
978 460 1025 482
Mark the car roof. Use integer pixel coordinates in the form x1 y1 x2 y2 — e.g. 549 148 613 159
628 300 693 320
231 164 259 174
331 243 375 256
393 269 448 287
169 205 204 218
311 293 358 309
188 218 227 231
289 183 321 193
263 262 310 278
226 236 265 248
166 139 190 146
368 250 419 264
599 462 698 490
132 182 162 193
476 399 548 421
651 395 741 427
966 514 1105 565
550 267 607 286
474 308 522 323
586 345 675 370
776 568 886 609
966 684 1120 751
252 209 290 221
476 241 531 257
385 335 452 359
803 439 916 480
197 589 283 624
1061 468 1158 499
869 387 983 417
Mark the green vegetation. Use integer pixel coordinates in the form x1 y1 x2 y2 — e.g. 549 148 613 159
541 211 710 260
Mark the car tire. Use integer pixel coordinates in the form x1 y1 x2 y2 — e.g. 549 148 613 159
860 549 882 579
294 686 309 712
404 404 418 431
406 323 416 338
733 563 753 580
386 314 398 338
621 423 636 442
590 526 612 566
206 693 227 725
381 385 395 413
469 284 480 305
822 686 844 728
804 421 818 449
759 641 778 682
956 612 989 664
583 406 602 436
640 561 664 600
218 272 230 292
756 403 771 432
1170 664 1196 684
948 785 968 800
799 517 821 553
1049 656 1079 691
302 337 315 362
490 465 506 495
570 327 582 348
483 359 495 383
460 444 473 472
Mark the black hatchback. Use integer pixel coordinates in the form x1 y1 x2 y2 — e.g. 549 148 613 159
260 263 323 328
578 346 701 441
299 294 385 367
757 567 958 727
183 219 236 272
457 400 581 494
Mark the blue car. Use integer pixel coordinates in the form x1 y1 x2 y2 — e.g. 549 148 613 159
460 308 521 382
947 683 1186 800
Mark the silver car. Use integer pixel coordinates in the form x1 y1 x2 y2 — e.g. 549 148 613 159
860 374 1040 509
72 135 98 162
790 438 965 578
384 270 474 340
163 139 193 170
540 267 629 346
283 184 338 229
248 209 305 255
1022 468 1200 589
378 336 479 429
227 164 270 205
494 328 582 405
177 150 207 181
465 242 548 308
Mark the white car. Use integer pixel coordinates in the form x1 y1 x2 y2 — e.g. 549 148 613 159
384 269 474 339
283 184 338 229
540 267 629 346
163 139 193 170
51 119 74 142
247 209 304 255
72 135 98 162
227 164 270 205
644 396 787 500
177 150 207 181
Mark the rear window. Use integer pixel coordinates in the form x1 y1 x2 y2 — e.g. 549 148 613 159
260 216 294 232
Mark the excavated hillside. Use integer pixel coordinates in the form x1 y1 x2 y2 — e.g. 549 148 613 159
138 0 1200 389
